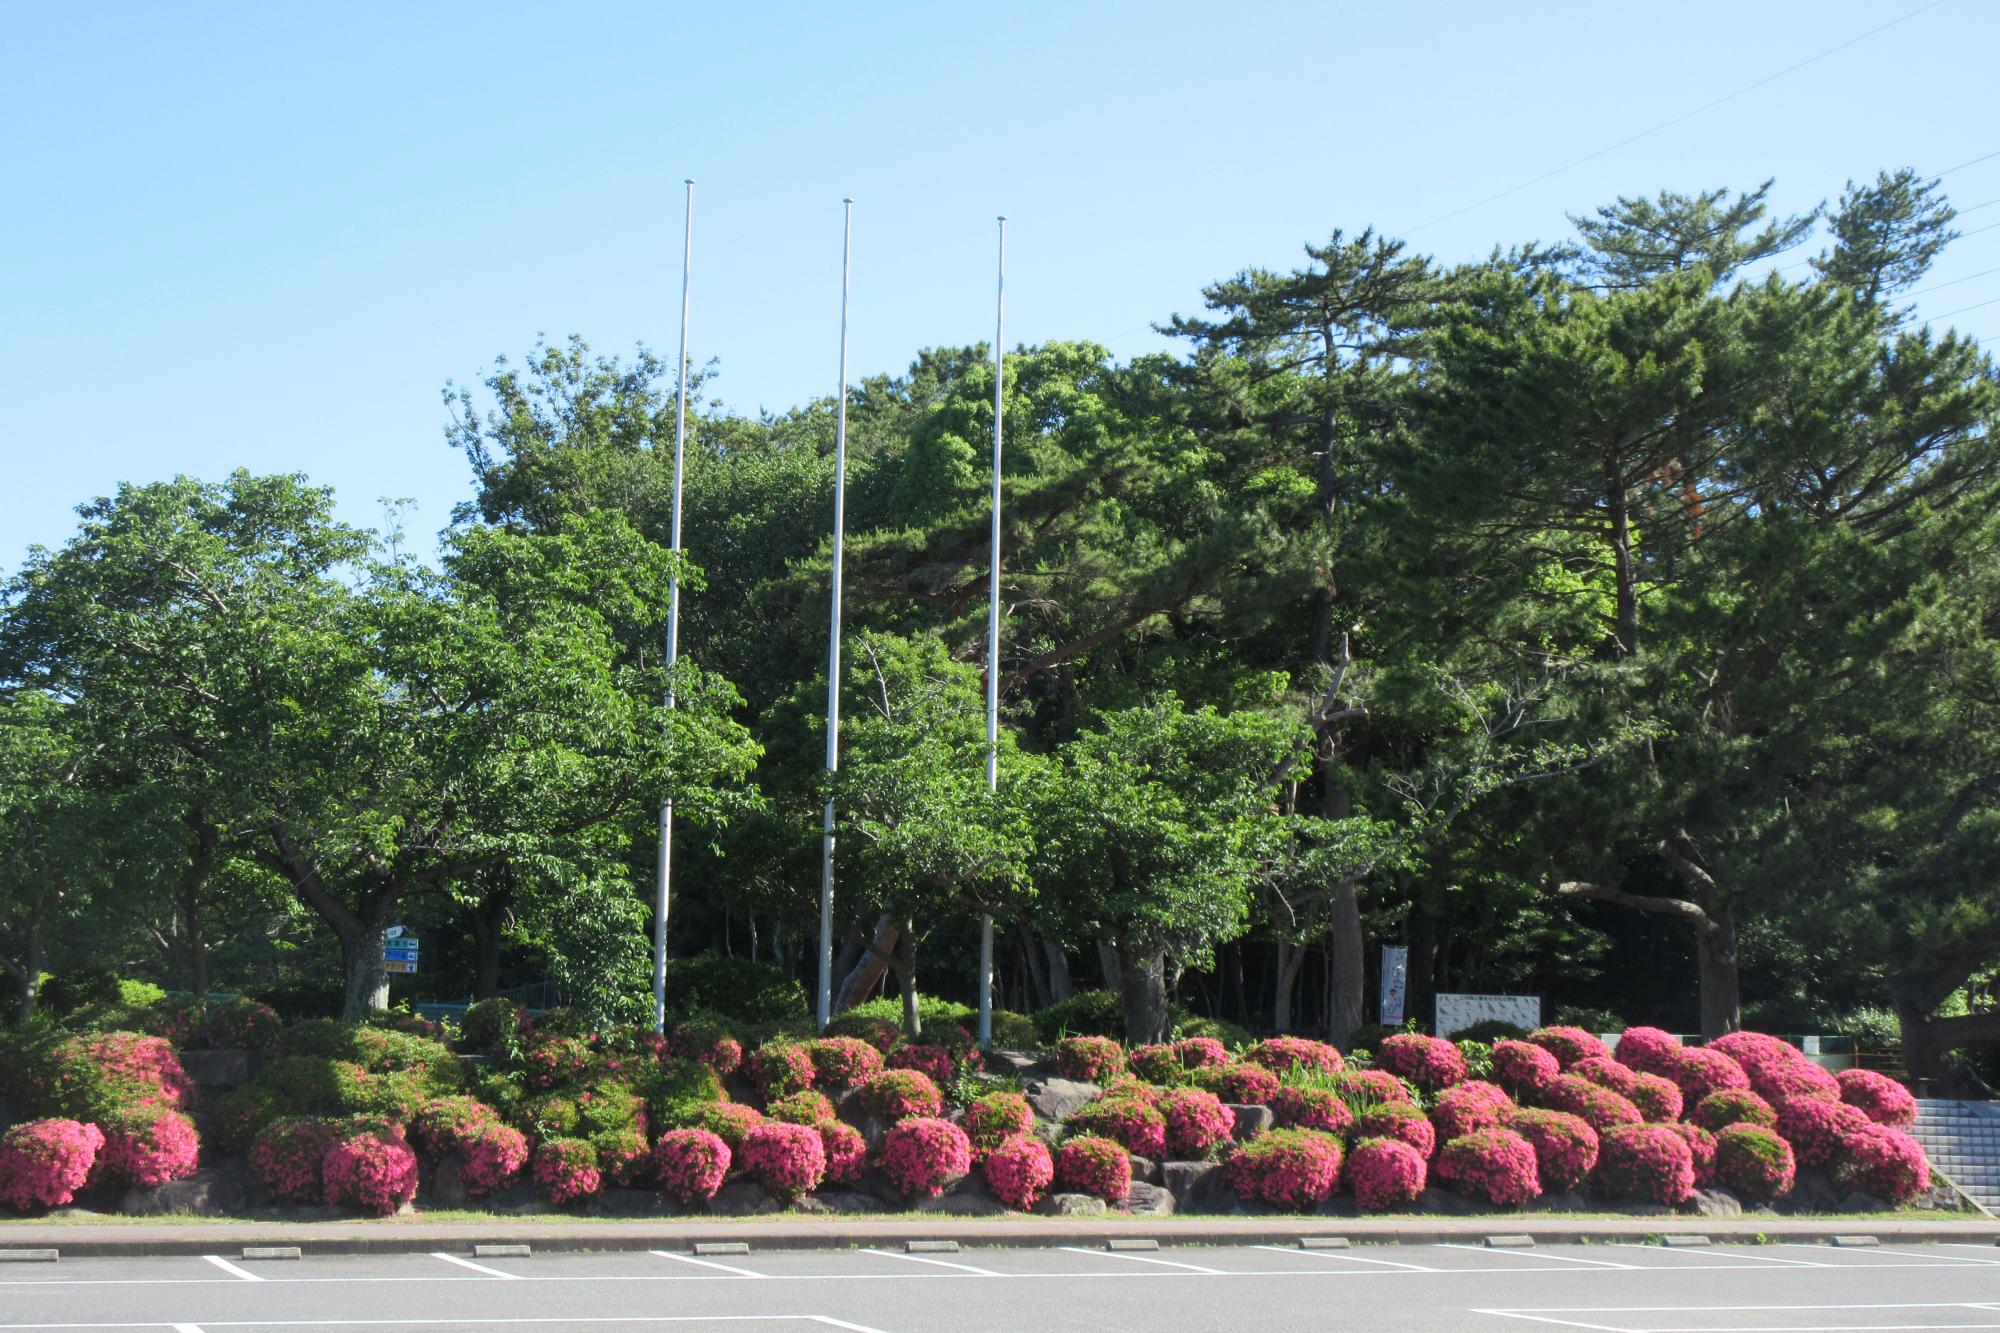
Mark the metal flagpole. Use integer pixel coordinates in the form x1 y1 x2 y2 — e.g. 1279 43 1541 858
979 215 1006 1049
817 198 854 1032
654 178 694 1034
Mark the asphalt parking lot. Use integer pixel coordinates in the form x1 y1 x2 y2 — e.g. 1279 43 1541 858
3 1240 1999 1332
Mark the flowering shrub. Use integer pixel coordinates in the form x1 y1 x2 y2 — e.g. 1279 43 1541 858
745 1042 816 1103
1329 1069 1415 1108
1352 1103 1437 1159
460 998 530 1055
984 1135 1054 1210
1775 1097 1871 1168
1613 1026 1683 1078
1055 1134 1132 1202
1625 1072 1684 1123
93 1107 199 1189
593 1128 652 1187
1243 1037 1342 1076
1712 1123 1795 1201
1708 1030 1800 1070
1501 1108 1599 1193
322 1129 420 1215
1174 1036 1234 1069
1431 1081 1514 1141
1661 1121 1718 1185
738 1121 826 1200
881 1116 973 1198
531 1137 601 1206
204 998 282 1050
690 1102 763 1149
886 1043 955 1087
1127 1044 1188 1085
766 1090 837 1127
821 1012 903 1052
1751 1060 1842 1107
0 1120 105 1211
1224 1128 1344 1209
460 1122 529 1196
1269 1085 1352 1135
1692 1089 1777 1133
1347 1137 1427 1212
1376 1033 1467 1092
1066 1098 1167 1159
1435 1128 1541 1206
250 1116 344 1202
1199 1061 1281 1105
1836 1069 1918 1128
856 1069 943 1123
1051 1036 1125 1083
199 1084 284 1156
1537 1073 1644 1133
1526 1026 1610 1069
1099 1076 1165 1108
1572 1056 1642 1097
1491 1040 1562 1098
653 1128 731 1205
1162 1088 1235 1159
1832 1124 1930 1204
411 1095 500 1159
803 1037 884 1089
669 1021 744 1076
1673 1046 1751 1104
1594 1124 1696 1205
523 1033 593 1090
47 1031 197 1119
818 1120 866 1185
962 1092 1035 1160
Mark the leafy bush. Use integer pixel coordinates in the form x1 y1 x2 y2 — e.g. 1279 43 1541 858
664 956 809 1025
1712 1123 1795 1201
1594 1123 1696 1204
1526 1026 1610 1069
856 1069 943 1123
523 1032 593 1089
818 1120 866 1185
1326 1069 1415 1110
1050 1035 1125 1082
881 1116 973 1198
1351 1103 1436 1159
738 1121 825 1200
1269 1085 1352 1134
1224 1128 1344 1209
745 1042 815 1103
690 1102 763 1149
640 1058 725 1130
1612 1026 1683 1078
1066 1098 1166 1159
531 1137 601 1205
322 1129 420 1215
38 966 121 1017
250 1117 343 1202
766 1090 836 1127
1243 1037 1341 1076
1054 1134 1131 1202
822 1011 904 1051
989 1009 1039 1049
1339 1023 1405 1057
1673 1046 1751 1104
1127 1043 1189 1085
1501 1107 1599 1193
1537 1073 1643 1133
667 1018 745 1076
1692 1089 1777 1133
844 994 974 1037
1835 1069 1918 1127
202 1083 286 1156
1375 1034 1467 1091
1162 1088 1234 1159
984 1135 1054 1210
91 1107 199 1188
0 1119 104 1211
1550 1006 1623 1035
460 1122 529 1196
1195 1061 1280 1105
1435 1128 1541 1206
886 1043 955 1086
1832 1124 1930 1203
1033 990 1123 1043
1775 1097 1871 1168
804 1037 884 1089
1491 1040 1561 1098
1836 1007 1902 1051
1431 1080 1514 1140
962 1092 1034 1160
1347 1137 1427 1212
204 998 282 1050
652 1128 729 1204
410 1095 500 1159
1172 1014 1253 1048
460 999 530 1056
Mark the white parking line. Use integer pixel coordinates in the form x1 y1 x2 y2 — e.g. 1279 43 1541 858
856 1248 998 1276
1871 1247 2000 1265
429 1252 521 1280
198 1256 263 1283
1056 1245 1223 1274
1250 1244 1440 1271
172 1325 205 1333
0 1322 897 1331
1476 1301 2000 1332
647 1249 767 1278
1437 1244 1635 1269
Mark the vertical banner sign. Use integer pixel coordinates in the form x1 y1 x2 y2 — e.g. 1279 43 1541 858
383 926 420 976
1379 945 1408 1026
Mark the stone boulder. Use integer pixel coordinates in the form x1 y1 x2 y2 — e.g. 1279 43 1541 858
812 1188 887 1214
1162 1160 1232 1213
1688 1187 1743 1218
1128 1155 1161 1184
913 1173 1009 1216
983 1049 1042 1075
1024 1078 1100 1125
708 1181 782 1216
1225 1104 1274 1141
1120 1181 1175 1216
1415 1187 1493 1216
1038 1192 1109 1217
120 1164 249 1217
589 1188 690 1218
1521 1191 1592 1213
177 1049 262 1090
422 1156 471 1210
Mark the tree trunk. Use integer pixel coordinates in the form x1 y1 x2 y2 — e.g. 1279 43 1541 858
1118 948 1170 1045
1274 940 1308 1033
469 897 503 1000
834 915 897 1014
181 884 209 1000
1326 879 1365 1045
1043 939 1073 1003
894 917 921 1038
1605 448 1640 657
1696 906 1741 1038
3 918 43 1024
1017 924 1051 1011
1096 937 1122 994
340 918 393 1019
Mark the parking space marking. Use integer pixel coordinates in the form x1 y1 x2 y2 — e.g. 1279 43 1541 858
430 1252 521 1280
172 1325 205 1333
1475 1302 2000 1332
1438 1244 1636 1269
648 1249 768 1278
1875 1247 2000 1264
1056 1245 1223 1274
199 1256 263 1283
0 1320 897 1331
856 1248 997 1276
1250 1244 1440 1271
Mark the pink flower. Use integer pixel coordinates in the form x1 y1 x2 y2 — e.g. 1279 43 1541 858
1225 1128 1344 1210
1775 1097 1871 1169
460 1123 528 1196
1269 1085 1352 1135
1055 1134 1131 1202
0 1119 105 1211
817 1121 866 1186
530 1137 601 1206
855 1070 943 1124
691 1102 762 1149
1161 1088 1235 1159
1346 1137 1426 1212
1351 1104 1436 1160
322 1129 420 1215
886 1043 956 1087
803 1037 884 1089
251 1117 344 1202
1594 1124 1696 1205
1194 1061 1281 1105
1501 1108 1598 1193
1435 1128 1541 1206
1050 1036 1125 1083
410 1095 500 1159
1491 1040 1561 1098
92 1108 199 1189
1536 1073 1643 1133
1242 1037 1342 1076
1832 1124 1930 1204
1173 1036 1234 1070
1328 1069 1414 1107
1612 1026 1683 1079
745 1043 816 1103
1065 1097 1166 1159
983 1135 1054 1211
1431 1080 1514 1141
1376 1034 1467 1092
766 1090 837 1127
881 1117 973 1198
738 1121 826 1200
1835 1069 1918 1128
1691 1089 1776 1133
1526 1026 1610 1070
1673 1046 1751 1104
652 1128 730 1205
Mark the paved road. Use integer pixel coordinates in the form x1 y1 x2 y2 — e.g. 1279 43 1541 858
4 1240 2000 1331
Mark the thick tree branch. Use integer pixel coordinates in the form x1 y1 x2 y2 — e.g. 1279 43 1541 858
1557 880 1723 939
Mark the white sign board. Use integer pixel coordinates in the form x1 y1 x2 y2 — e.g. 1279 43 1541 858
1379 946 1409 1027
1435 993 1541 1037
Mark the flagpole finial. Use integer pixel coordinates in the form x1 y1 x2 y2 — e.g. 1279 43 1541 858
684 178 694 185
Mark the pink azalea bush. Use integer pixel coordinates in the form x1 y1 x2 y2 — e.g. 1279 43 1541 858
669 1022 743 1076
92 1108 199 1189
804 1037 884 1089
745 1042 816 1103
1435 1128 1541 1206
962 1092 1035 1160
1526 1025 1610 1069
1173 1036 1234 1069
1127 1044 1186 1084
204 998 282 1050
1162 1088 1235 1159
1775 1097 1871 1168
1351 1103 1437 1159
1572 1056 1641 1097
1243 1037 1342 1076
322 1129 420 1215
1329 1069 1414 1107
738 1121 826 1201
1099 1076 1164 1108
1751 1060 1842 1107
56 1031 197 1115
1537 1073 1644 1133
1712 1122 1796 1201
0 1119 105 1211
1664 1121 1718 1185
881 1116 973 1198
1375 1033 1467 1092
1692 1089 1777 1133
983 1135 1054 1210
1199 1061 1281 1105
1491 1040 1562 1098
652 1128 731 1205
886 1043 955 1087
817 1120 866 1186
766 1090 837 1127
531 1137 602 1205
1269 1085 1353 1135
460 1122 529 1196
1594 1123 1696 1205
1613 1026 1684 1078
1625 1072 1684 1123
411 1095 500 1159
1501 1107 1600 1193
1346 1136 1427 1212
691 1102 763 1149
1672 1046 1751 1103
523 1033 593 1089
1054 1134 1131 1202
1431 1080 1514 1141
1832 1124 1930 1204
1051 1036 1125 1083
856 1069 943 1124
594 1128 652 1187
821 1013 902 1052
250 1116 344 1202
1708 1030 1800 1070
1225 1128 1344 1209
1066 1098 1167 1159
1836 1069 1918 1128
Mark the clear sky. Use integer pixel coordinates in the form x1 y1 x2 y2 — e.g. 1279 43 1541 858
4 0 1997 573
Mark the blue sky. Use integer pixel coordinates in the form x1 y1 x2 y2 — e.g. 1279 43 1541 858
4 0 1997 572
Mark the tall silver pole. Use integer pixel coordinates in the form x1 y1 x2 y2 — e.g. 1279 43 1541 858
817 199 853 1032
979 216 1005 1048
654 178 694 1034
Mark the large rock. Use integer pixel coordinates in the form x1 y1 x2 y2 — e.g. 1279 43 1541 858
1779 1170 1843 1213
1128 1155 1161 1184
983 1049 1042 1075
178 1049 261 1090
914 1173 1009 1216
813 1188 887 1214
423 1156 471 1210
589 1188 688 1218
1225 1104 1274 1141
1838 1191 1893 1213
1521 1191 1592 1213
1688 1187 1743 1218
832 1088 892 1153
708 1181 782 1216
1038 1192 1109 1217
120 1165 249 1217
1415 1187 1493 1216
1162 1160 1232 1213
1025 1078 1100 1125
1120 1181 1175 1216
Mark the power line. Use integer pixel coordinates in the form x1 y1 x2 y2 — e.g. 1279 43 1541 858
1908 263 2000 297
1937 149 2000 178
1402 0 1949 237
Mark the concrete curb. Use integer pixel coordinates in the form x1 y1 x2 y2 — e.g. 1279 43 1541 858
4 1215 1998 1259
